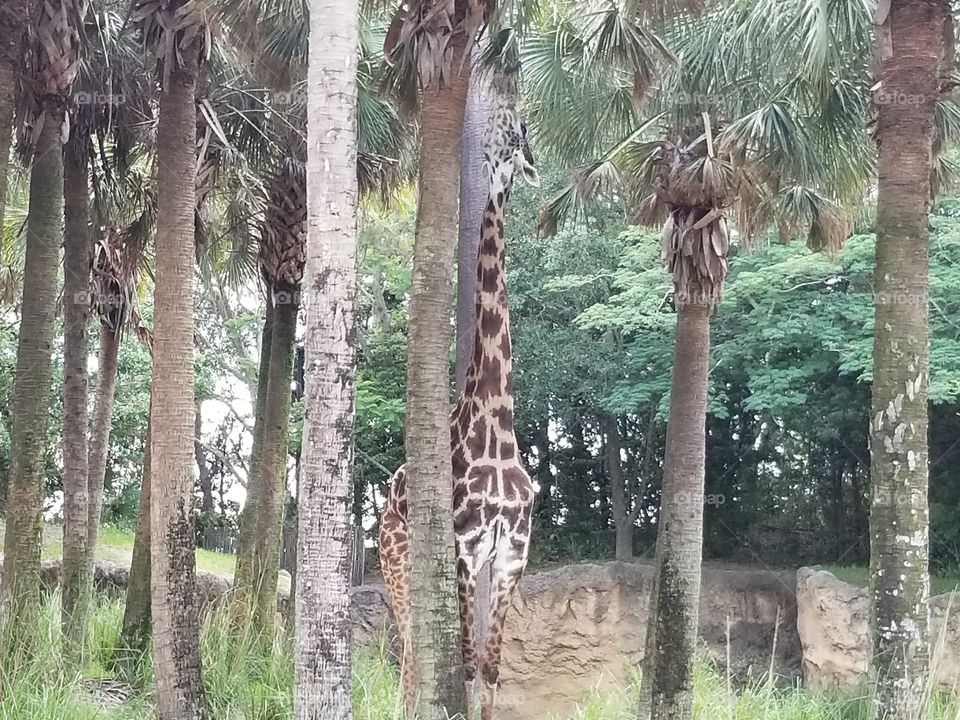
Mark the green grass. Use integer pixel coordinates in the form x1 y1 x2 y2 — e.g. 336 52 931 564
0 522 237 577
817 565 960 597
4 596 960 720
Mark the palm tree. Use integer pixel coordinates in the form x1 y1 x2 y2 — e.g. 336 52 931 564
0 0 28 234
131 0 209 715
385 0 489 714
247 151 306 628
0 0 85 657
523 1 888 716
219 0 411 626
61 121 94 659
293 0 360 714
869 2 950 717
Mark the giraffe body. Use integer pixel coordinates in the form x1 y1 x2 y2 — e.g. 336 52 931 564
379 85 539 720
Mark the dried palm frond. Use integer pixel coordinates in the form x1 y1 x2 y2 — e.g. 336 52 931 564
92 226 141 336
384 0 488 89
259 155 306 291
131 0 211 88
660 207 729 308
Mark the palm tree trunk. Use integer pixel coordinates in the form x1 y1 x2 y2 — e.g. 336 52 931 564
0 0 27 241
120 412 152 672
0 104 64 655
405 41 471 720
233 292 273 619
869 2 946 717
640 302 710 720
455 65 493 393
88 326 121 554
251 292 298 628
456 61 496 664
149 45 208 720
61 144 93 658
293 1 359 711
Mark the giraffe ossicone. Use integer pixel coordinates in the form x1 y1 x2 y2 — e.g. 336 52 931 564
378 76 538 720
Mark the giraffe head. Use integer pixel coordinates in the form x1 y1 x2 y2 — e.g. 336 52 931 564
483 105 540 196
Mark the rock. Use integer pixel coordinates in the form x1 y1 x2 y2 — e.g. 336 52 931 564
796 567 960 692
795 567 869 690
352 562 800 720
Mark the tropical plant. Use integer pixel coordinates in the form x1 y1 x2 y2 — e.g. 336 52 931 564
1 0 86 660
130 0 210 714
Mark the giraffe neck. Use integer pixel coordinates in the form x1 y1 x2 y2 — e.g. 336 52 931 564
465 184 514 428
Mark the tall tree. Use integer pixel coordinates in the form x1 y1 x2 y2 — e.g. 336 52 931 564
387 0 483 715
61 124 93 658
869 1 949 718
133 0 208 715
0 0 84 655
293 0 360 714
0 0 27 239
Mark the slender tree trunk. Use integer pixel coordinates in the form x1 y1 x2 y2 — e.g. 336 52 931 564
195 398 214 516
605 414 632 561
251 292 298 628
120 413 152 670
149 45 208 720
233 292 273 618
456 62 497 665
406 41 471 720
455 65 493 393
0 0 27 254
293 2 359 713
88 326 121 554
0 104 64 655
869 3 946 717
61 145 93 658
640 303 710 720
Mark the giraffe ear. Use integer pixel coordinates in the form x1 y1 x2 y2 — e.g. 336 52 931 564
514 149 540 188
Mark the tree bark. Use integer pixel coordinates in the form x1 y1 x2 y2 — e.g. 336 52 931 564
456 61 497 664
605 414 632 561
0 0 27 254
869 2 946 717
293 1 359 713
455 64 494 394
251 291 298 629
149 45 208 720
61 143 93 658
120 412 152 670
233 292 274 619
0 104 64 655
640 302 710 720
405 40 471 720
88 326 121 554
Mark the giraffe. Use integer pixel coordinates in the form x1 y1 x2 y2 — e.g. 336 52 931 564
378 75 539 720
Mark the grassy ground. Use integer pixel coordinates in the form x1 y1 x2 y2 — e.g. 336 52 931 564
0 522 238 577
3 595 960 720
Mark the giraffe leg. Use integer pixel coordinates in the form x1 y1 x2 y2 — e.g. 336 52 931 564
458 530 494 720
479 526 530 720
380 519 415 718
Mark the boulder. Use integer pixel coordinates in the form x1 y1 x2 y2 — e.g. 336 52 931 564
796 567 960 692
349 562 800 720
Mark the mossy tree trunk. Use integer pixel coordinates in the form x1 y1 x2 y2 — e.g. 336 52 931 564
869 2 948 718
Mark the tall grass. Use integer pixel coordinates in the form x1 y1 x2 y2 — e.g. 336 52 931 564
2 594 959 720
